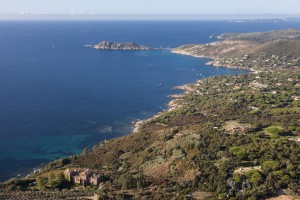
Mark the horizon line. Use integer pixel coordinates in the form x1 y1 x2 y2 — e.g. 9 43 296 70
1 13 300 21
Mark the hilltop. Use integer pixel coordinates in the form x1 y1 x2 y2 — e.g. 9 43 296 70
1 30 300 200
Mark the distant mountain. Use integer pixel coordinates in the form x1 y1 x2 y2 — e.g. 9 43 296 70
230 19 284 23
285 18 300 21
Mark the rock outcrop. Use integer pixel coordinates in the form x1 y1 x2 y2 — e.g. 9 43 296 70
91 41 151 50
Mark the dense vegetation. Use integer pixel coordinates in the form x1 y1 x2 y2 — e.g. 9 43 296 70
217 40 300 70
1 30 300 200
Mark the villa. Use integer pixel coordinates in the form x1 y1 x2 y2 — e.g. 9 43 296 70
64 169 105 186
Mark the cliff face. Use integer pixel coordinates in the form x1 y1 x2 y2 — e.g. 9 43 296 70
93 41 151 50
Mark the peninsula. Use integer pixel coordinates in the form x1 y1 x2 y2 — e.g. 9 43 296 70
1 29 300 200
86 41 151 50
173 29 300 71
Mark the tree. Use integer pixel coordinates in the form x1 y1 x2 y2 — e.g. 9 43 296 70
48 172 55 187
262 161 279 173
36 176 47 190
52 172 66 188
245 170 263 187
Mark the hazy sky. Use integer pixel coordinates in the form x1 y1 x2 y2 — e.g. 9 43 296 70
1 0 300 15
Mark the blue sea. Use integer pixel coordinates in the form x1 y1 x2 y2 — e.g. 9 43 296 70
1 20 300 181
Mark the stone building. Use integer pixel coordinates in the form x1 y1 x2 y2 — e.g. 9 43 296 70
63 169 104 186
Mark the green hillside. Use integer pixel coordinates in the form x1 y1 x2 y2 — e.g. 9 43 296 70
218 29 300 43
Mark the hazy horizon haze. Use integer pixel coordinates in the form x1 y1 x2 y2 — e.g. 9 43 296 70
1 0 300 20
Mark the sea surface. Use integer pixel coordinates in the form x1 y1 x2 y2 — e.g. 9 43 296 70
1 20 300 181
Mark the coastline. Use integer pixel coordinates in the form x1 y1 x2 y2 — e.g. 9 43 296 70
172 49 260 74
5 44 254 182
132 50 253 134
2 25 299 199
2 26 300 199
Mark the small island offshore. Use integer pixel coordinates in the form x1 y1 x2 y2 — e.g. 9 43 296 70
1 29 300 200
85 41 152 50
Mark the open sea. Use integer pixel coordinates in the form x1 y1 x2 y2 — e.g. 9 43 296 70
1 20 300 181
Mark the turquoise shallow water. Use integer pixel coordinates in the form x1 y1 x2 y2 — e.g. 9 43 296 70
0 20 300 181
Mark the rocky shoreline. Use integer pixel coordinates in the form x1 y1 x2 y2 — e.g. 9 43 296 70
132 80 205 134
132 43 261 134
172 48 259 74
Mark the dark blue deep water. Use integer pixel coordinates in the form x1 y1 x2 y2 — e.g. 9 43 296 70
1 20 300 181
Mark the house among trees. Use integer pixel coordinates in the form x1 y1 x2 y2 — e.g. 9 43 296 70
230 126 249 134
231 126 243 133
64 169 105 186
